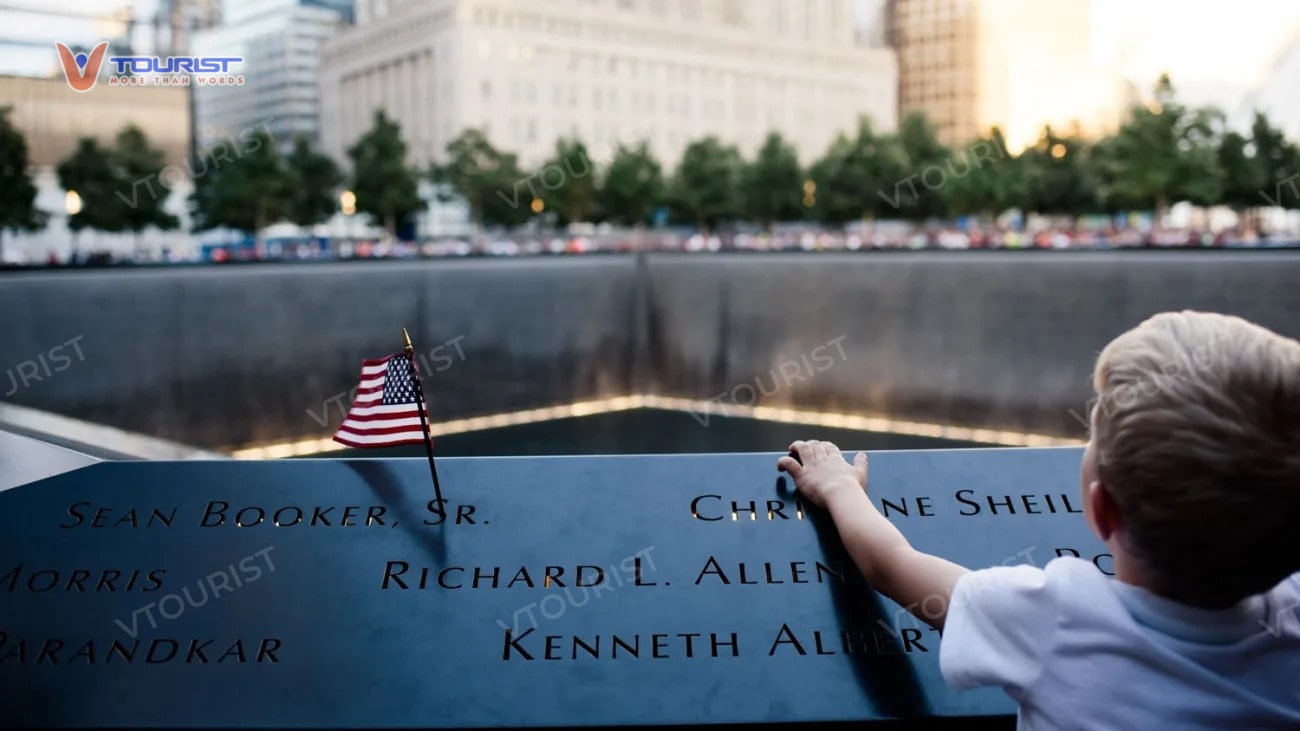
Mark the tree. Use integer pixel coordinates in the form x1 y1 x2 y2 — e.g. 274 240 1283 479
946 127 1026 217
1250 111 1300 212
599 141 664 226
0 106 47 261
741 132 804 229
349 110 422 238
478 152 532 228
1216 129 1264 215
112 125 179 253
670 136 742 230
190 130 293 238
435 128 530 228
894 112 952 221
285 134 342 228
57 138 124 260
539 138 598 225
1095 75 1223 220
1019 125 1101 215
808 118 906 225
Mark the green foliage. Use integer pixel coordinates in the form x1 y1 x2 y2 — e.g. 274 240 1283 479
741 132 804 228
599 142 664 226
946 127 1024 216
1094 75 1223 217
539 138 598 225
808 118 907 224
348 110 422 236
1019 126 1101 215
286 134 343 227
669 137 743 230
190 131 292 235
1216 130 1262 211
435 128 530 228
893 112 952 221
58 127 183 247
113 125 180 241
57 138 122 234
0 106 47 255
394 75 1300 233
1250 112 1300 209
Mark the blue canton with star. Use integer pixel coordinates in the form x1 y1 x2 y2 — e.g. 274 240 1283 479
381 357 419 405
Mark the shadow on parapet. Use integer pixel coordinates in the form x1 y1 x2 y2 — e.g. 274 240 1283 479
777 475 933 721
346 459 447 566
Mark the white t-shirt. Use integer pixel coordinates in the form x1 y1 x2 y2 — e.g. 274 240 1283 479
940 557 1300 730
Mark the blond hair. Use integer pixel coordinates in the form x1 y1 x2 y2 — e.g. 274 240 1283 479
1091 311 1300 607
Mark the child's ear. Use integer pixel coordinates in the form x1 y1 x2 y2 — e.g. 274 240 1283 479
1086 481 1122 542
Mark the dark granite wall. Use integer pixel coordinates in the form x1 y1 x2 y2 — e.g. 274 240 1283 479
2 251 1297 448
0 258 642 447
640 251 1300 437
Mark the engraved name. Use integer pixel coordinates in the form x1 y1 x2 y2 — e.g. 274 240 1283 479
499 623 934 661
693 556 845 586
0 634 281 665
382 557 658 590
1 566 165 593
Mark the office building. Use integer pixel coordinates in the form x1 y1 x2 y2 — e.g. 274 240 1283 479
318 0 899 168
0 75 192 263
887 0 1122 150
191 0 353 153
153 0 224 56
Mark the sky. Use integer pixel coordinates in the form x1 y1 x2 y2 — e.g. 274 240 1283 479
6 0 1300 118
1091 0 1300 105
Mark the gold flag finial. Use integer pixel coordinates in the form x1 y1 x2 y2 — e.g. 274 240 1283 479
402 327 414 353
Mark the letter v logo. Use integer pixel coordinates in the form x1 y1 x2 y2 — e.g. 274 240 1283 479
56 42 109 93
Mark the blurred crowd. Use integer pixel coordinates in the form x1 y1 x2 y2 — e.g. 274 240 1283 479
227 225 1300 262
17 224 1300 268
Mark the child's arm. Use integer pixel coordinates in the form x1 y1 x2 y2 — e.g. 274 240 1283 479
777 440 970 630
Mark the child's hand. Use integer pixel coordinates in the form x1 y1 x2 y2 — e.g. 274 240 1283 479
776 440 867 509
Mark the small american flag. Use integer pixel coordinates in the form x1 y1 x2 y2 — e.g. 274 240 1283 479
332 353 429 449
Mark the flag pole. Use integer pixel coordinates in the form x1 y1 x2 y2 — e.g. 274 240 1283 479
403 327 445 510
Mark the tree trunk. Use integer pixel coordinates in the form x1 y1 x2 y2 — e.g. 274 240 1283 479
1155 195 1168 227
385 212 396 240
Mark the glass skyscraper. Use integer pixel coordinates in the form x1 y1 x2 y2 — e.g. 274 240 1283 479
191 0 354 153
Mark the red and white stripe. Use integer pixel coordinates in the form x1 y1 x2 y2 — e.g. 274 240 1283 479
331 356 427 448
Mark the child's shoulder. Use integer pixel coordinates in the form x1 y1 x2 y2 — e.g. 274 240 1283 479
942 557 1109 692
956 555 1110 611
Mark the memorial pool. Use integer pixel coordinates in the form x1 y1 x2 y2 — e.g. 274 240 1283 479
318 408 992 459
